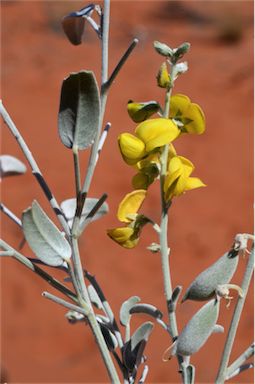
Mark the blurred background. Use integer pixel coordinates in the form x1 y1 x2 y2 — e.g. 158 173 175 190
1 1 253 383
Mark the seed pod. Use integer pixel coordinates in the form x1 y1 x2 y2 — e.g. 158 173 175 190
173 299 220 356
182 249 239 302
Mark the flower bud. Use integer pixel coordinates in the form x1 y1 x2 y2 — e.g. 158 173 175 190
157 62 171 88
154 41 173 57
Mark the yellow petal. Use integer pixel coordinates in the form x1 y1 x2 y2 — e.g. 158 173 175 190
185 103 205 134
136 118 180 152
117 190 146 223
107 227 138 249
178 156 194 177
164 168 182 198
169 94 190 118
185 177 206 191
127 101 159 123
168 156 183 174
118 133 146 165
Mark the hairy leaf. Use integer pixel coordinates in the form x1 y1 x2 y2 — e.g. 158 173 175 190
58 71 100 150
120 296 140 326
0 155 26 178
22 200 71 266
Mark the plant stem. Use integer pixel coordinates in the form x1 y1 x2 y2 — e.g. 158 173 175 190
0 203 22 227
73 145 81 196
0 101 70 237
226 343 254 380
0 239 77 302
42 291 89 315
215 245 254 383
71 237 121 383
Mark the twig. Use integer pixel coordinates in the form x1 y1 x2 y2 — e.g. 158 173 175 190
0 239 77 302
226 363 253 380
72 145 81 196
0 202 22 227
96 122 111 163
42 291 89 315
226 343 254 380
104 38 139 91
0 101 70 237
215 245 254 383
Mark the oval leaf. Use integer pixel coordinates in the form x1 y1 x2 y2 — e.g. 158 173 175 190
175 299 220 356
120 296 140 326
22 200 71 266
182 250 239 302
60 197 108 227
58 71 100 150
0 155 26 178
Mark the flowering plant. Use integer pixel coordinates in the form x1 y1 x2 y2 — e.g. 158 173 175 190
1 1 253 383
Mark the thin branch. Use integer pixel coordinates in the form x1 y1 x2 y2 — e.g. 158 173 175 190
42 291 89 315
226 343 254 380
96 122 111 163
216 245 254 383
104 38 139 91
0 101 70 237
226 363 253 380
0 239 77 302
72 145 81 196
0 202 22 227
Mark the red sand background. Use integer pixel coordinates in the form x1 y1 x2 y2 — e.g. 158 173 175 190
1 1 254 383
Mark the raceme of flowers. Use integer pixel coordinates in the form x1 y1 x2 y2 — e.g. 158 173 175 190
108 93 206 248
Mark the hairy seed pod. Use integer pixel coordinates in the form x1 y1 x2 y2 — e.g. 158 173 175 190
173 299 220 356
182 249 239 302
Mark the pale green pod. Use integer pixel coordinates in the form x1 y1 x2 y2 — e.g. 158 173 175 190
182 249 239 302
174 299 220 356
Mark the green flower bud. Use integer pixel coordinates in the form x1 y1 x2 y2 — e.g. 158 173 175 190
153 41 173 58
173 42 191 61
182 249 239 302
157 62 171 88
173 299 220 356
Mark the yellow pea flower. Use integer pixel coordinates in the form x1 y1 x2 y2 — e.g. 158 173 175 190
164 155 205 201
135 118 180 152
118 133 146 165
107 227 139 249
107 190 148 249
117 190 146 223
169 94 205 134
127 100 160 123
119 118 179 166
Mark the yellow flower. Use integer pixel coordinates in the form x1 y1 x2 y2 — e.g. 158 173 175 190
169 94 205 134
127 100 159 123
117 190 146 223
107 227 138 249
119 118 179 166
107 190 147 249
164 155 205 201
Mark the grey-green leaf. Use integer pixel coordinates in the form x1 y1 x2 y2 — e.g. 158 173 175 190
0 155 26 178
182 250 239 302
60 197 108 227
130 322 154 351
174 299 220 356
22 200 71 266
58 71 100 150
120 296 140 326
